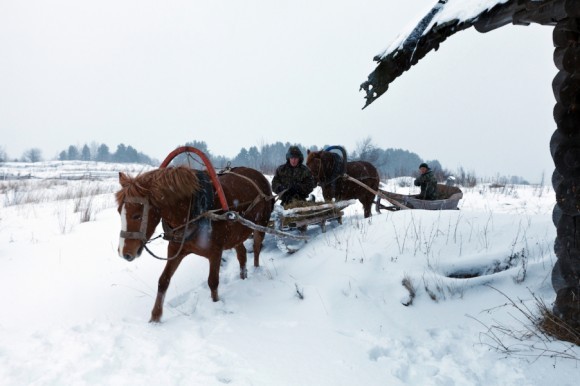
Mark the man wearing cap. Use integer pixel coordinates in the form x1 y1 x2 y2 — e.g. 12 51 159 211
272 146 316 206
414 163 438 200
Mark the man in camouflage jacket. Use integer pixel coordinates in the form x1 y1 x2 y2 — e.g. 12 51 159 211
272 146 316 205
414 163 438 200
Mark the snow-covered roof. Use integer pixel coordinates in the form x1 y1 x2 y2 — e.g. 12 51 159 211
376 0 509 61
360 0 567 108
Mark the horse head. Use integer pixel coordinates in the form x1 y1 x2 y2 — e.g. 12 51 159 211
306 150 320 184
116 171 162 261
306 150 342 185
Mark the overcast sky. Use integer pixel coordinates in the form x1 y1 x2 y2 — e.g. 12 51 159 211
0 0 555 182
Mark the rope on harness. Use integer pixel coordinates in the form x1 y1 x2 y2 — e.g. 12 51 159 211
206 211 309 240
218 168 279 210
144 195 195 261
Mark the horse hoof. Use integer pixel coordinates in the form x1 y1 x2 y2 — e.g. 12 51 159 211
150 309 162 323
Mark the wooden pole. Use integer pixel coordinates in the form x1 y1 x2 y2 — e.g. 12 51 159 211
342 174 410 209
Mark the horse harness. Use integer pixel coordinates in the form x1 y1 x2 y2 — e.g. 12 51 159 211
318 155 378 196
120 167 280 260
162 170 214 243
327 153 345 197
316 152 345 196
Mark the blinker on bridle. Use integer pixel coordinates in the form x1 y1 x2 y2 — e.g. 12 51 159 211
120 196 150 242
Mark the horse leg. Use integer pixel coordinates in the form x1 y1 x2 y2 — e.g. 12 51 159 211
234 243 248 279
252 230 265 267
208 252 222 301
361 197 372 218
364 203 372 218
150 254 186 323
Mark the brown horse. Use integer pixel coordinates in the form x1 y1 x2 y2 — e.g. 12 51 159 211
116 165 273 322
306 150 380 218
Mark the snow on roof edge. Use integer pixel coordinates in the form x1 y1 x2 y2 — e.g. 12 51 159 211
377 0 510 60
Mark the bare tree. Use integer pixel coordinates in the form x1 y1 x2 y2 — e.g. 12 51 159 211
22 148 43 163
353 136 381 165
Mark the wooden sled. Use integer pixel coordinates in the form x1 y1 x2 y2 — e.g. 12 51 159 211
270 200 354 253
376 184 463 212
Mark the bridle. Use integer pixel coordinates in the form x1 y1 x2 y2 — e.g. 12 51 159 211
120 194 194 261
119 196 151 242
312 155 341 190
309 157 325 185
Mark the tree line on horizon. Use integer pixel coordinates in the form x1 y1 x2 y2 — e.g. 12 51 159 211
0 143 157 166
57 143 157 165
176 139 444 180
0 139 529 185
1 138 433 178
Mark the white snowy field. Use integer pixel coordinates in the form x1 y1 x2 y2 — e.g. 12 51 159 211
0 161 577 386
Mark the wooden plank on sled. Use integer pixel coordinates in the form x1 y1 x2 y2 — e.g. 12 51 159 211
276 199 355 216
285 211 344 229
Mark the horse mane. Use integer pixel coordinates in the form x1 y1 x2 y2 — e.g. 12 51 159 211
305 151 316 164
116 166 201 207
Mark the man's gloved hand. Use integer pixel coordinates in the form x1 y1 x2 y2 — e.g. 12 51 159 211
287 184 299 196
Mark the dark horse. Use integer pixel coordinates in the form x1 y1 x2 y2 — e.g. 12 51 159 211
116 166 273 322
306 149 379 218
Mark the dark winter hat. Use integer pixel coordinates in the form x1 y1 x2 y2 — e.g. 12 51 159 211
419 163 429 169
286 146 304 162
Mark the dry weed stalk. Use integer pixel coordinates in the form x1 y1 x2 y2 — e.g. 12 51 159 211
295 283 304 300
536 297 580 347
469 285 579 362
401 274 416 306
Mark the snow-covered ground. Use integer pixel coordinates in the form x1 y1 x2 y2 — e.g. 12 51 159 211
0 161 576 386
